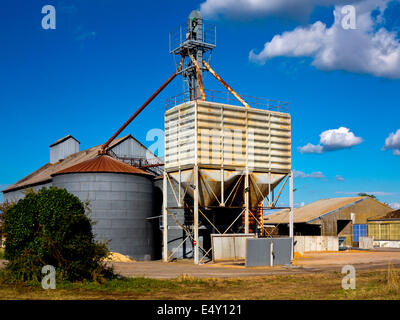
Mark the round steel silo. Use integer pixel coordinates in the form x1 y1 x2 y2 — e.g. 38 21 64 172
51 155 155 261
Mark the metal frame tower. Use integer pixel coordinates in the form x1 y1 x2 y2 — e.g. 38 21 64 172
169 10 216 101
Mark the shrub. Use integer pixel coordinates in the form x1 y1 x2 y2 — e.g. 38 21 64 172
1 187 114 283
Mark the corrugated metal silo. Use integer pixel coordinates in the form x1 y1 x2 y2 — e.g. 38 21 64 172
51 155 155 260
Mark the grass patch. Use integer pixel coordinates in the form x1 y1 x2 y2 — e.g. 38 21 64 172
58 276 180 293
0 248 4 260
0 268 400 300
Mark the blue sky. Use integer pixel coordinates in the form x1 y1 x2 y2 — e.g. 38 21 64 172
0 0 399 207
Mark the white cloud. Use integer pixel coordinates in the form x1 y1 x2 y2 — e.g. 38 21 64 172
249 1 400 79
336 175 345 181
293 170 325 178
298 127 362 154
298 143 323 154
200 0 353 20
370 192 393 196
382 129 400 155
336 191 393 196
389 202 400 210
320 127 363 150
293 201 306 208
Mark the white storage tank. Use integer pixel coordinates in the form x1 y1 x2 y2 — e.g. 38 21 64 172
164 100 291 209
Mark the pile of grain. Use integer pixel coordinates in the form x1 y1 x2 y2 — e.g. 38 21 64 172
104 252 135 262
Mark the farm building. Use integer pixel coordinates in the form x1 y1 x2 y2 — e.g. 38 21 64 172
264 196 393 247
2 134 163 261
367 209 400 248
1 10 296 266
2 134 163 202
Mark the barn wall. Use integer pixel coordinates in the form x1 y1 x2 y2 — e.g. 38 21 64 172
310 197 392 237
111 137 163 175
3 182 52 203
111 137 149 159
50 138 79 164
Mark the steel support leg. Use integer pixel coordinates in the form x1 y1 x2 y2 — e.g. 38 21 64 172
289 170 294 261
163 171 168 262
194 166 199 264
245 168 249 234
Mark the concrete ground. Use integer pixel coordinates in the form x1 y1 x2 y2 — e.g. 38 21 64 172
109 249 400 279
1 249 400 279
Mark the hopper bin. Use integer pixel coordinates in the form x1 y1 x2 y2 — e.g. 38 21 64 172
164 100 291 209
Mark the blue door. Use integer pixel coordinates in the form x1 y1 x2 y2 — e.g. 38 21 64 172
353 224 367 242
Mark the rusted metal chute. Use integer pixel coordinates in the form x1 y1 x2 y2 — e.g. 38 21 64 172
99 57 184 155
101 10 250 155
202 60 250 108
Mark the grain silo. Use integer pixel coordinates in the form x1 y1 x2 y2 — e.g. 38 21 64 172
51 155 156 260
163 99 293 264
88 10 294 264
162 10 294 264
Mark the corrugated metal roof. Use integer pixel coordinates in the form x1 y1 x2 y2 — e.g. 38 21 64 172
264 197 365 224
384 209 400 219
369 209 400 221
2 135 136 193
52 155 151 176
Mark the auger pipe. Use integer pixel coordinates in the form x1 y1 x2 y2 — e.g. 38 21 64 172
99 57 184 154
202 60 250 108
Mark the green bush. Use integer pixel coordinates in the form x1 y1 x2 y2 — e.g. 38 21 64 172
1 187 114 283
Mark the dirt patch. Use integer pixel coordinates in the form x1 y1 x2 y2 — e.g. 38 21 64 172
109 250 400 279
3 250 400 279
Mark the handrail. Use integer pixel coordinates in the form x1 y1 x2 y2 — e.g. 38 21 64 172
166 89 290 113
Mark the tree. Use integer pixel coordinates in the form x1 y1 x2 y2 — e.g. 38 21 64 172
1 187 114 283
358 193 377 200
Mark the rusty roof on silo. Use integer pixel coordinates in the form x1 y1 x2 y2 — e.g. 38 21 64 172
52 155 152 177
